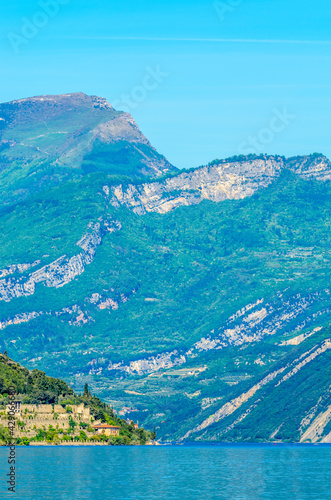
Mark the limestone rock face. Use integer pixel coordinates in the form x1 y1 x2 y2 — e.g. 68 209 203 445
108 158 283 214
107 350 187 376
0 220 121 302
103 290 331 377
93 113 151 145
286 154 331 181
107 155 331 215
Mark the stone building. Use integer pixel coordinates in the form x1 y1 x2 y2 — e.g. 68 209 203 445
92 424 120 437
1 403 101 440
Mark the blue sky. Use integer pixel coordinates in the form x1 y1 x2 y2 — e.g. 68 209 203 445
1 0 331 168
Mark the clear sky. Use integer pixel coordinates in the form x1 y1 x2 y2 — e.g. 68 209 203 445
1 0 331 168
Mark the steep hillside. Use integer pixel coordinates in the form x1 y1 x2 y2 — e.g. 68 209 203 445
0 93 176 205
0 94 331 442
0 159 331 442
178 328 331 443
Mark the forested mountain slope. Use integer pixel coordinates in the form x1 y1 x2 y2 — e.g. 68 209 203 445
0 94 331 442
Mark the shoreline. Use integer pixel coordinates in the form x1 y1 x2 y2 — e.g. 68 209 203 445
1 441 331 448
0 441 156 447
29 442 110 446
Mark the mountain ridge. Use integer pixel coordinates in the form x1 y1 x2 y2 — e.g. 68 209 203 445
107 153 331 214
0 93 331 443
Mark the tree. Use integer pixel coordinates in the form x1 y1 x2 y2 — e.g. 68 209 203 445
151 426 156 441
69 417 77 432
83 383 89 398
79 431 87 442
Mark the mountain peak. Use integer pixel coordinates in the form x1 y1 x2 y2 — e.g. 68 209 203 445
11 92 113 109
0 92 177 205
0 93 114 129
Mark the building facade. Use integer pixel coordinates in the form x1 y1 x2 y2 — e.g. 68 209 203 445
92 424 120 437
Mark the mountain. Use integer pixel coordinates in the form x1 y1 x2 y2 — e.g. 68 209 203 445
0 93 331 444
0 93 176 205
108 153 331 214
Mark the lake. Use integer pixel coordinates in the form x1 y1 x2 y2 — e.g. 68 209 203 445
0 443 330 499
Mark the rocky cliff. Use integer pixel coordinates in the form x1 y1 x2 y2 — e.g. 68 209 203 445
0 220 121 302
107 154 331 214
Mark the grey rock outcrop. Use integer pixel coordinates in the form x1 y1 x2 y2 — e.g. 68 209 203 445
0 220 121 302
0 260 40 278
103 290 331 376
106 350 186 376
106 155 331 215
286 154 331 181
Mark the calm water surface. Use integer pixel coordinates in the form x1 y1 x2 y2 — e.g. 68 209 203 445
0 443 330 500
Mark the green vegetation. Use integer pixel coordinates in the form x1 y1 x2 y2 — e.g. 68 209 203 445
207 153 285 166
81 140 170 178
0 168 330 441
0 94 176 206
0 354 150 445
0 93 330 442
192 327 331 443
0 352 74 403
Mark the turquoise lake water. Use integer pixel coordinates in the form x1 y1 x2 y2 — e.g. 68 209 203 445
0 444 330 499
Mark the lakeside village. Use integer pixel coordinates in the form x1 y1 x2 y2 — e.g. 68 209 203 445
1 400 156 446
0 352 156 446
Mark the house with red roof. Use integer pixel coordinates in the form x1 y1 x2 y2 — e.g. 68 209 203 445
92 424 120 437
